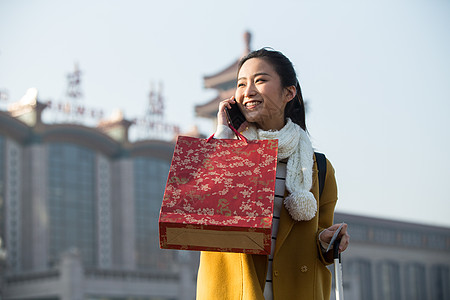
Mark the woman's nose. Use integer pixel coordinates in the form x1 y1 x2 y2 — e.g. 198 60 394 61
244 83 257 97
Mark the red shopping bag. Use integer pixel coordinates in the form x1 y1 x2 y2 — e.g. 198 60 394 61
159 130 278 254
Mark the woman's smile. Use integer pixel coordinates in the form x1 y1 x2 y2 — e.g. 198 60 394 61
243 100 262 109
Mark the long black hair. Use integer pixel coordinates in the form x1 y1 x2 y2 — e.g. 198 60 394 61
237 48 307 131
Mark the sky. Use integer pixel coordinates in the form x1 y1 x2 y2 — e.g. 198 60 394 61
1 0 449 227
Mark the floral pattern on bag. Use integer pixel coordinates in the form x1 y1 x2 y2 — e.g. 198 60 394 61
159 135 278 254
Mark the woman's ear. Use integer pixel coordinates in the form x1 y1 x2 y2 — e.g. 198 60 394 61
284 85 297 103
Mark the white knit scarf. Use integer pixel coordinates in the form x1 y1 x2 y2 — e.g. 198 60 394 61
242 118 316 221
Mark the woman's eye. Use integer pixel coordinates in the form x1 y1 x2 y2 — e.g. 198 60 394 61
255 78 266 83
237 83 245 87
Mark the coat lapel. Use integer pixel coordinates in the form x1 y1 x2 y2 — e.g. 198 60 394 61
274 204 295 256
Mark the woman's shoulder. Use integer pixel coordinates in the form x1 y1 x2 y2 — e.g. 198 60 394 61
314 152 335 173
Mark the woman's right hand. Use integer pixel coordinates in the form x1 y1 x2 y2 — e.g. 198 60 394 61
319 223 350 253
217 96 236 126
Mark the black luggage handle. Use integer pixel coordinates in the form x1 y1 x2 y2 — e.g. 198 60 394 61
333 238 341 262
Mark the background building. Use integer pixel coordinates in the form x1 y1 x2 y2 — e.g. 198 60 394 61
0 90 198 300
0 32 449 300
333 213 450 300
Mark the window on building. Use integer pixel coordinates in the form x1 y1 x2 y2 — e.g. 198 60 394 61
346 259 373 300
373 227 397 245
347 223 369 242
134 156 175 270
404 263 427 300
0 136 4 247
377 261 401 300
47 143 96 268
431 265 450 300
401 231 423 248
428 234 448 251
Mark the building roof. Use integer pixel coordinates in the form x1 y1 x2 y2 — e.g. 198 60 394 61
203 60 240 90
42 123 122 157
0 111 31 143
195 31 252 120
195 89 235 119
1 96 178 157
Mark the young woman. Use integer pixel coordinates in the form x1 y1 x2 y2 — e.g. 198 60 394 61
196 48 350 300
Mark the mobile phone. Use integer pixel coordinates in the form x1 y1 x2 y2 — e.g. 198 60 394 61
225 102 246 130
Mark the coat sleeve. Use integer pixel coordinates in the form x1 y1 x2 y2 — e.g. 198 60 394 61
215 124 236 139
316 158 338 265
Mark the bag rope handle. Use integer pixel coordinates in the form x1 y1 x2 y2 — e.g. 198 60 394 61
206 124 248 143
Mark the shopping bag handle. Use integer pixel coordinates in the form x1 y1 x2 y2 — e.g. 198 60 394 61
206 124 248 143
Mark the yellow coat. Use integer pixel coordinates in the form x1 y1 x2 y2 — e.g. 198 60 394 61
196 157 338 300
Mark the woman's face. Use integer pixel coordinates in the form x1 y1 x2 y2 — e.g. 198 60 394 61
235 58 295 131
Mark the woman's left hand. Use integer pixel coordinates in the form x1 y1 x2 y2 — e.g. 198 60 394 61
320 223 350 253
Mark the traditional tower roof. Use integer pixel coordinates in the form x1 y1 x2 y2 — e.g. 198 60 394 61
195 31 252 120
